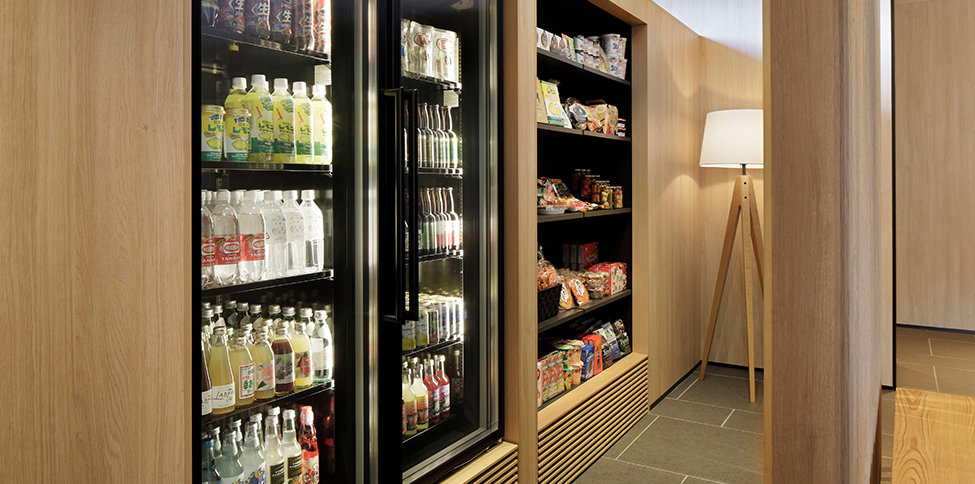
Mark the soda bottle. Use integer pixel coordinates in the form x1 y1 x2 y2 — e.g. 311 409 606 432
238 190 268 283
202 340 212 420
299 190 324 273
225 77 248 110
444 106 459 169
293 0 314 51
292 320 313 390
448 349 464 406
436 355 451 419
299 406 320 484
249 326 276 401
211 190 240 286
265 411 287 484
202 436 222 483
241 421 267 484
272 324 295 395
282 409 303 484
313 309 333 383
281 190 306 275
229 334 256 407
245 0 271 39
423 358 441 425
217 427 245 484
411 358 429 431
208 326 236 415
202 191 215 288
262 190 289 279
402 362 417 438
312 0 329 54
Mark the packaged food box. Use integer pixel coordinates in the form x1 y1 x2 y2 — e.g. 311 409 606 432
536 81 548 123
580 344 595 380
565 340 584 364
536 28 544 49
570 362 583 386
539 81 565 125
564 242 599 271
600 34 624 59
539 30 553 51
600 323 623 362
581 334 603 375
610 58 628 80
594 261 627 295
537 361 544 407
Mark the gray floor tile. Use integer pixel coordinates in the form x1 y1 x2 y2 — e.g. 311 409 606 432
929 339 975 360
650 399 734 426
603 412 656 459
933 367 975 397
881 396 894 435
898 351 975 372
896 329 932 356
670 373 699 398
900 326 975 343
705 365 764 382
882 432 892 459
722 410 763 434
684 478 729 484
678 373 764 413
617 416 763 484
896 362 939 392
571 458 685 484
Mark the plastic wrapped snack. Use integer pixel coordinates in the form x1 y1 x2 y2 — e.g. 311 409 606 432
612 319 632 355
537 246 558 291
565 98 589 129
568 276 590 306
558 282 574 309
584 270 610 299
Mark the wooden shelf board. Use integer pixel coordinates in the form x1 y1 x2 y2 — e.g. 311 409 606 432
537 122 629 141
538 352 647 430
536 47 631 86
537 289 632 333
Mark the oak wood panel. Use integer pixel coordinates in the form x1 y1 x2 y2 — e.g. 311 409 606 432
764 0 882 480
0 0 190 482
440 442 518 484
892 389 975 484
894 0 975 332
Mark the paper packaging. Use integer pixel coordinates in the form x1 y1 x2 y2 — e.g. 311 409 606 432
536 81 548 123
581 334 603 375
539 30 553 51
580 344 595 380
600 34 624 59
564 242 598 271
536 362 544 407
539 81 565 125
592 261 627 295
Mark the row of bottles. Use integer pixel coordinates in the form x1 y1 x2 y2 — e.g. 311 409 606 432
418 187 461 255
202 188 330 288
202 301 332 418
202 0 331 55
202 405 331 484
401 293 464 351
224 75 332 165
413 103 460 170
402 351 464 439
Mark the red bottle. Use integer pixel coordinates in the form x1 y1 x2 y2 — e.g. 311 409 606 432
423 359 441 425
298 406 319 484
435 355 451 419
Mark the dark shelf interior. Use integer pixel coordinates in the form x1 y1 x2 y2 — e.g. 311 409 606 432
204 381 334 431
402 337 463 359
536 47 631 86
538 207 631 223
538 289 632 333
202 161 333 174
202 26 330 64
202 270 334 298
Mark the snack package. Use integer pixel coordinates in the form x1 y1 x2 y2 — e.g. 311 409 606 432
599 323 623 362
612 319 632 356
570 362 583 386
565 340 584 364
558 282 574 309
591 261 627 294
539 81 565 125
606 105 619 134
600 34 624 60
536 361 544 407
568 276 590 306
584 270 610 299
565 98 589 129
536 81 548 123
562 34 574 60
584 105 602 132
580 344 595 380
581 334 603 375
537 245 558 290
539 30 553 51
536 28 544 49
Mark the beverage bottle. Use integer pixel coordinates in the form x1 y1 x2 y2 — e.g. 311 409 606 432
225 300 239 329
292 320 314 390
423 358 441 425
293 0 314 51
225 77 248 110
211 190 241 286
299 190 324 273
220 0 245 33
249 326 276 400
270 0 293 45
415 306 430 348
272 78 296 163
443 106 459 169
281 409 303 484
307 309 325 383
230 418 244 451
436 355 451 419
448 349 464 406
245 0 271 39
445 187 461 251
417 103 430 167
424 104 439 168
203 309 214 359
249 414 265 451
432 189 447 252
428 302 440 345
265 411 287 484
229 334 257 407
202 436 223 483
292 82 313 163
213 305 227 332
420 189 436 254
202 191 216 288
244 75 274 162
281 190 307 275
272 324 295 395
211 427 224 464
402 361 417 438
217 426 245 484
298 406 320 484
323 398 335 474
238 190 268 283
268 304 283 335
322 194 333 267
241 322 255 345
202 340 213 420
313 309 333 382
241 420 268 484
262 190 289 279
209 326 236 415
310 85 332 165
249 304 265 333
237 302 251 328
281 306 297 335
298 307 315 335
431 105 448 168
410 358 429 431
312 0 329 54
402 318 416 352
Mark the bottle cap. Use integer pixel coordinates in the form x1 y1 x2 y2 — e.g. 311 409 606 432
213 326 225 335
232 77 247 90
250 304 262 313
283 306 295 316
213 304 222 314
262 81 270 91
246 189 262 201
202 308 213 318
225 300 237 310
269 304 281 314
294 321 305 333
300 308 313 318
273 78 289 91
293 81 307 95
268 406 280 417
201 190 207 202
264 191 277 202
231 190 245 203
283 409 296 420
203 302 212 310
238 302 249 311
301 189 315 201
271 190 284 201
283 190 298 201
215 190 231 201
249 414 262 424
314 309 327 320
250 74 266 87
312 84 325 97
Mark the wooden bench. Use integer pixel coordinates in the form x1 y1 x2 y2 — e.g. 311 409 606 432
893 388 975 484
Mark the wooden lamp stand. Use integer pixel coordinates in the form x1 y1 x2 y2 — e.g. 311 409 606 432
699 166 765 402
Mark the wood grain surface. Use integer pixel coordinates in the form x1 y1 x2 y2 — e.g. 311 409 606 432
894 0 975 332
893 388 975 484
0 0 190 482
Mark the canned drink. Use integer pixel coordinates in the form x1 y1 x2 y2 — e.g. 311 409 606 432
435 298 451 340
224 108 251 162
402 320 416 351
202 105 225 161
451 297 464 338
416 307 430 347
425 304 440 346
428 302 440 344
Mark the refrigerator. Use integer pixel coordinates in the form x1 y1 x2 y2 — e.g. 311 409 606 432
194 0 499 482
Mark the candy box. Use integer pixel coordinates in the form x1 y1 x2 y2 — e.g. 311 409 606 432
539 81 565 125
580 344 595 380
581 335 603 375
565 242 599 271
570 362 583 386
565 339 584 364
591 261 627 295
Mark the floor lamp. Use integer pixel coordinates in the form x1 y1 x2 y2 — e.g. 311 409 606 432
698 109 765 403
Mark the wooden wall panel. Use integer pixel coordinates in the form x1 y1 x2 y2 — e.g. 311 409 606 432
894 0 975 332
0 1 190 482
764 0 882 480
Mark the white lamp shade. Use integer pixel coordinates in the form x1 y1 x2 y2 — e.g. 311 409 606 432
699 109 764 169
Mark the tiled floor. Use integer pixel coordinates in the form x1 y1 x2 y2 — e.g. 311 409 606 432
573 365 898 484
896 325 975 397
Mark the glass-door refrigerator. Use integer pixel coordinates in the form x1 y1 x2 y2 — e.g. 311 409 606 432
376 0 501 482
195 1 363 483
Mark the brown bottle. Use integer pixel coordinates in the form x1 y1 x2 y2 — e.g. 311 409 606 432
272 324 296 395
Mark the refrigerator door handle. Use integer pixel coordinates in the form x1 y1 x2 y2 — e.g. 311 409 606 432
405 88 419 322
382 87 405 324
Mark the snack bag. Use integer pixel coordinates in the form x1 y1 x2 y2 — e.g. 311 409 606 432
584 270 610 299
600 323 622 362
537 245 558 291
559 282 574 309
585 105 602 132
568 276 590 306
612 319 632 356
606 105 619 134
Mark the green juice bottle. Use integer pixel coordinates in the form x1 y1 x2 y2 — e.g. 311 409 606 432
243 74 274 162
272 78 296 164
292 82 313 164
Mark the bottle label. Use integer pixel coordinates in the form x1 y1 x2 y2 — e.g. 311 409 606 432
212 383 235 410
314 109 329 155
301 452 319 484
214 235 241 265
272 0 293 35
238 363 256 399
255 360 275 392
405 399 417 432
416 318 429 347
295 350 311 380
202 237 217 267
201 389 212 416
401 321 415 351
241 233 267 261
451 377 463 403
247 0 270 33
429 385 441 421
245 467 266 484
439 384 450 416
416 395 429 425
312 345 327 375
267 215 288 243
275 352 295 383
273 99 295 155
286 455 303 484
269 462 286 484
295 103 312 155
